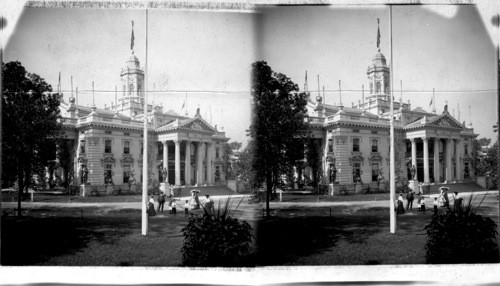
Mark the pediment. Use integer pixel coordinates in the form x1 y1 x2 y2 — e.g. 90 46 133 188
183 118 215 132
430 115 463 129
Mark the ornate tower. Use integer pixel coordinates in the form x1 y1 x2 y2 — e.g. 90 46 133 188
366 19 390 101
120 53 144 100
120 21 144 101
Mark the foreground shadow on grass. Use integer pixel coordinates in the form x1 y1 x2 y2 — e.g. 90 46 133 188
1 208 142 265
255 206 389 265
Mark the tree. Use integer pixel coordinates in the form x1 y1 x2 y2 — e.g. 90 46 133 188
232 140 258 190
222 141 242 180
477 137 491 147
2 61 62 216
249 61 309 217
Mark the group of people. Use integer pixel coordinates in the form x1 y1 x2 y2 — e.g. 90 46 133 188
395 186 463 215
437 187 463 211
396 190 427 214
146 190 215 217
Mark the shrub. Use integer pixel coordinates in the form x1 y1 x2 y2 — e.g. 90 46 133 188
424 194 499 264
181 196 254 267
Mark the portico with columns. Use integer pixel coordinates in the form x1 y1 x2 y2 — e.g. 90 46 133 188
155 110 228 187
404 108 476 184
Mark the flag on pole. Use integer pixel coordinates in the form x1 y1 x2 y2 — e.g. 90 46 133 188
131 21 135 51
181 100 185 110
376 18 380 50
429 97 433 107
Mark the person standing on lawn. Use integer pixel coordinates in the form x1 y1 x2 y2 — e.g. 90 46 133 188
406 189 414 210
171 199 177 215
453 192 463 211
148 195 156 216
204 195 214 216
157 192 166 212
420 195 426 213
396 193 405 214
184 200 190 217
433 197 438 214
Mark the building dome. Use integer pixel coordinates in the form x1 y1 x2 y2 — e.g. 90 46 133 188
126 53 141 69
372 52 387 67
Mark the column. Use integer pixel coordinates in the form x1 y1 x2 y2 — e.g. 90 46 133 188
206 143 213 184
423 137 430 183
162 141 168 183
433 138 440 183
455 139 461 181
185 141 191 186
445 139 453 181
174 139 181 186
196 142 204 185
410 138 417 181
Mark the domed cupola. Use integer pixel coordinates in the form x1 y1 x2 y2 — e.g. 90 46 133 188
366 19 390 101
126 53 141 70
372 52 387 68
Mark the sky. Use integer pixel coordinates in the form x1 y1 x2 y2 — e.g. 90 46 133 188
2 3 499 144
4 7 255 145
257 4 498 141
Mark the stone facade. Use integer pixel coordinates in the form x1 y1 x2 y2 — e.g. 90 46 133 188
301 49 477 186
59 51 229 188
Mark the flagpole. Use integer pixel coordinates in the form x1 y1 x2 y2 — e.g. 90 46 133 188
142 9 149 236
389 5 396 234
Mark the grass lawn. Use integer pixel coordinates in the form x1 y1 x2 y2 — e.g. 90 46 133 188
1 206 258 266
255 193 499 265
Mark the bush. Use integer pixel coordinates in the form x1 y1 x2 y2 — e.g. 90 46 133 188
424 194 499 263
181 197 254 267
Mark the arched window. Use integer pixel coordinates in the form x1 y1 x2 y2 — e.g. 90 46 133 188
137 84 142 96
376 82 381 93
129 84 134 95
369 82 373 94
123 85 126 96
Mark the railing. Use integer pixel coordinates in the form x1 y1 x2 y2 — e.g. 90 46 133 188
307 116 325 124
60 117 78 124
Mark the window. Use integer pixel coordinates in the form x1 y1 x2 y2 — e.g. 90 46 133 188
124 132 130 136
371 163 379 182
123 164 131 183
137 84 142 96
104 164 113 184
464 144 468 155
376 82 381 93
124 141 130 154
328 139 333 153
215 148 220 158
353 129 360 133
353 138 360 152
371 131 378 134
129 84 134 95
158 143 163 156
105 139 112 153
80 139 86 154
371 138 378 153
353 163 361 183
105 131 112 135
140 143 143 155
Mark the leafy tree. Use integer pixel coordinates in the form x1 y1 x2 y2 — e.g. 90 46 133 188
229 141 242 152
2 61 62 216
249 61 309 217
477 137 491 147
232 140 258 190
222 141 242 180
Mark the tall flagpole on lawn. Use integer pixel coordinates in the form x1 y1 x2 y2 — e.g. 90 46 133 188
142 10 149 235
389 5 396 233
